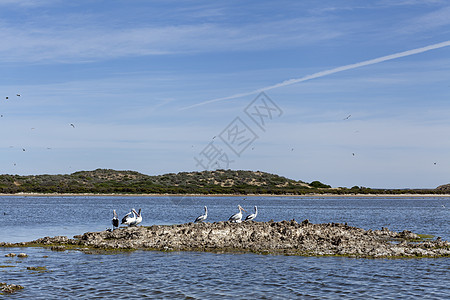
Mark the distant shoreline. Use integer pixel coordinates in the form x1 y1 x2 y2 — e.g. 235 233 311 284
1 192 450 198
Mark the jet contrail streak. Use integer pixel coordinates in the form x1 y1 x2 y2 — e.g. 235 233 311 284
182 40 450 110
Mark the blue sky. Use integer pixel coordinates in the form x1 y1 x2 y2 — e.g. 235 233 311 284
1 0 450 188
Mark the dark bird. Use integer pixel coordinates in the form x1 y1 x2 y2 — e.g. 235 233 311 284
5 97 8 100
22 148 25 151
70 123 75 128
352 153 355 156
194 206 208 223
16 94 21 97
434 162 437 165
112 210 119 230
343 114 351 120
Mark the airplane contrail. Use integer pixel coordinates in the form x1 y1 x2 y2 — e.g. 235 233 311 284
182 40 450 110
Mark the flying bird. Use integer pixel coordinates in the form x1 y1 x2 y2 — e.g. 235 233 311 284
194 206 208 223
5 97 8 100
244 206 258 222
70 123 75 128
112 210 119 230
228 205 247 223
343 115 351 120
22 148 25 152
16 94 21 97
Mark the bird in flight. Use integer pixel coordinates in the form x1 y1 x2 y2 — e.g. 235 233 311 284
70 123 75 128
16 94 21 97
343 115 351 120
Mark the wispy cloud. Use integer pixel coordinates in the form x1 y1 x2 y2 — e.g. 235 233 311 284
397 5 450 34
0 15 342 63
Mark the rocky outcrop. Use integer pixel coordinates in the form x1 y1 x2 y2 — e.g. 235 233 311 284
2 221 449 258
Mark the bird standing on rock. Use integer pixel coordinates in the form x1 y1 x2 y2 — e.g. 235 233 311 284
245 206 258 221
194 206 207 223
112 210 119 230
121 210 136 226
228 205 246 223
130 208 142 226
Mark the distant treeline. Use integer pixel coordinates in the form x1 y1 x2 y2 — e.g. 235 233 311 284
0 169 444 195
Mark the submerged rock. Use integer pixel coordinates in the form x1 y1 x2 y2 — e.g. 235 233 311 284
1 282 24 294
6 221 450 258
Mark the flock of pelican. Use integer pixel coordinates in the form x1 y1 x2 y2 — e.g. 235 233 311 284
195 205 258 223
111 208 142 230
111 205 258 230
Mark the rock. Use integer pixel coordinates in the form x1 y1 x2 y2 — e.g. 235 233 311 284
1 282 24 294
17 253 28 258
5 221 450 258
50 246 66 251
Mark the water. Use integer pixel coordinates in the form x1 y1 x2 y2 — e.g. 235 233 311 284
1 196 449 299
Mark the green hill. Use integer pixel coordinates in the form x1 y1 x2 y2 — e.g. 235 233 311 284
0 169 444 195
0 169 319 195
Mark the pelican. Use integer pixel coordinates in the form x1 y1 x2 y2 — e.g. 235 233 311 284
121 209 136 226
228 205 246 223
245 206 258 221
194 206 208 223
130 208 142 226
112 210 119 230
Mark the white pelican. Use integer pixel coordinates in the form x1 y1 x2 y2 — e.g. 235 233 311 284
121 210 136 226
245 206 258 221
228 205 246 223
112 209 119 230
194 206 208 223
130 208 142 226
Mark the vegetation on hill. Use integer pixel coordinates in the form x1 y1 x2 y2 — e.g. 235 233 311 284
0 169 445 195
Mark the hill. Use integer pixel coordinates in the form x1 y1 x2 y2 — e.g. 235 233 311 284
0 169 445 195
0 169 322 195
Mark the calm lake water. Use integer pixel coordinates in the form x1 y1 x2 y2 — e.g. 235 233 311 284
1 196 449 299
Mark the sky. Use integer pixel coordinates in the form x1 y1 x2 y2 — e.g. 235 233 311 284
1 0 450 189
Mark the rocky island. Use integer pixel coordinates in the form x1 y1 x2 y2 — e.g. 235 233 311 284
3 220 449 258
